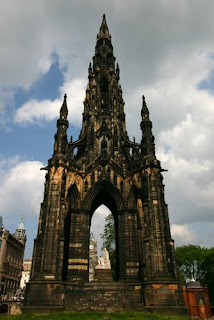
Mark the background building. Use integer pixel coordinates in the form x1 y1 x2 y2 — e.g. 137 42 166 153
89 233 98 281
20 259 32 290
0 217 26 298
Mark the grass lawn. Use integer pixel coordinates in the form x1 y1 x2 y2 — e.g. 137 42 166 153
1 311 190 320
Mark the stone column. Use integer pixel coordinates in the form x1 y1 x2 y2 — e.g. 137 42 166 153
67 210 90 281
118 210 139 280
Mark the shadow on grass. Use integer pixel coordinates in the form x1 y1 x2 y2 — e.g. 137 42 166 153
1 311 190 320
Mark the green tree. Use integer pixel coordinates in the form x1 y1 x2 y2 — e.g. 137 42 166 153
175 244 214 305
175 245 208 284
201 247 214 305
100 213 116 279
100 213 115 251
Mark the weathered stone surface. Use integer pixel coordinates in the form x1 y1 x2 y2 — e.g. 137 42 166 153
9 304 22 315
94 269 113 281
24 15 186 315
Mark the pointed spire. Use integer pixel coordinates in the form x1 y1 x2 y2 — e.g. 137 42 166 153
97 14 111 41
60 94 68 120
116 63 120 78
141 95 149 120
52 94 69 158
140 95 156 160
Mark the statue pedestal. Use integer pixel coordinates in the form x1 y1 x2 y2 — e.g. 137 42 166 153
94 268 113 281
94 248 112 281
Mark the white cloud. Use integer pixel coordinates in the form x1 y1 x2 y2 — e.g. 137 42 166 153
14 78 86 125
123 47 214 234
171 224 198 247
0 157 45 220
38 57 52 74
125 51 214 140
1 1 214 115
0 156 45 257
158 145 214 224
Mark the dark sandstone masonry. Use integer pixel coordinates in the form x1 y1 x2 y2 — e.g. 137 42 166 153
24 15 186 315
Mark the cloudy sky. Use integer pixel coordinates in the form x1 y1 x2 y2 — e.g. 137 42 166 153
0 0 214 258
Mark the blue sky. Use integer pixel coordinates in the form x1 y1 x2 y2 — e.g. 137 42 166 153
1 0 214 258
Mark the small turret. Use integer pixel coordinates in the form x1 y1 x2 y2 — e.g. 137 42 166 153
140 95 156 161
13 217 26 245
53 94 69 158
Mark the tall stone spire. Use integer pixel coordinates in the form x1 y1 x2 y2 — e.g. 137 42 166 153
140 95 156 161
53 94 69 158
93 15 115 71
70 14 127 167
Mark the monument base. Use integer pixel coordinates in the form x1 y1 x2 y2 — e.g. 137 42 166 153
24 279 187 315
94 268 113 281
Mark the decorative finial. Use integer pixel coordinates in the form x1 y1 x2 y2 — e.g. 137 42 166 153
88 62 92 76
142 95 148 109
60 93 68 120
116 63 120 72
97 14 111 41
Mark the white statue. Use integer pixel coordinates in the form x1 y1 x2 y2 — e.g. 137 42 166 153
96 248 111 269
103 247 109 261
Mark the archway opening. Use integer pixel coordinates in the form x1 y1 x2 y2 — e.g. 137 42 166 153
90 205 110 256
89 188 119 281
89 205 110 281
86 181 124 281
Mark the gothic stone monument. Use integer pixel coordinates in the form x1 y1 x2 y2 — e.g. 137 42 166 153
25 15 186 314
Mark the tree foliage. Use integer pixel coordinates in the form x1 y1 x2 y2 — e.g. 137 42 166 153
201 247 214 305
175 245 207 283
100 213 115 251
175 245 214 305
100 213 116 279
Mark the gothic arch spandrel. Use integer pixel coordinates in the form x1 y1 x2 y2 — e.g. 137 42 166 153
82 180 125 213
66 183 81 210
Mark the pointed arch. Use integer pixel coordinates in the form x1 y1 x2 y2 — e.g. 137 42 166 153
66 183 81 210
82 180 125 213
127 185 138 210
